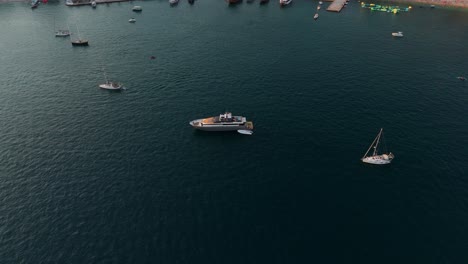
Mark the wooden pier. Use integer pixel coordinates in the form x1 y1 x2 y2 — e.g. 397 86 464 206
326 0 347 12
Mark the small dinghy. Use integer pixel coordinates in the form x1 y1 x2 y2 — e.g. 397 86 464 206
237 130 253 135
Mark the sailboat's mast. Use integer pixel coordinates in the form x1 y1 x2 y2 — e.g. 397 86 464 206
102 67 109 83
373 128 383 156
362 130 380 159
76 24 81 40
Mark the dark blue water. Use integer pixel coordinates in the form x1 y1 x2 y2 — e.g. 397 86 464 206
0 1 467 263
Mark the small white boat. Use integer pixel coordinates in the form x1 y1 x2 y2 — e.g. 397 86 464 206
361 128 394 165
319 1 323 4
392 31 404 37
279 0 292 6
91 1 96 7
237 130 253 135
169 0 179 5
132 5 142 11
128 18 136 23
99 70 123 90
314 13 319 20
317 5 320 10
55 30 70 37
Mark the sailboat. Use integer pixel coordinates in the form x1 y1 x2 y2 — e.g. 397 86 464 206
71 24 88 46
99 69 123 90
361 128 394 165
55 19 70 37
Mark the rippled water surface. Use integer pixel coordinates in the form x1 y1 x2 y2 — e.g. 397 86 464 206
0 1 467 263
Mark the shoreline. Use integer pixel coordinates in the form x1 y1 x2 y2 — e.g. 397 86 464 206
0 0 467 8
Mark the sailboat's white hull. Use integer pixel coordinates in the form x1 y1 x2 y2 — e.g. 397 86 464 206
361 154 393 165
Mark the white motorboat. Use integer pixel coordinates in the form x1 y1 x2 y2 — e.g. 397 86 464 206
317 5 320 10
132 5 142 11
361 128 394 165
91 1 96 7
99 70 123 90
189 112 254 132
279 0 292 6
314 13 319 20
392 31 404 37
319 1 323 4
128 18 136 23
169 0 179 5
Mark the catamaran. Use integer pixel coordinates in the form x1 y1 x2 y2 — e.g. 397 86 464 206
361 128 394 165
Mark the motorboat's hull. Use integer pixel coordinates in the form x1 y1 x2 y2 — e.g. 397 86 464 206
190 119 253 132
190 122 249 131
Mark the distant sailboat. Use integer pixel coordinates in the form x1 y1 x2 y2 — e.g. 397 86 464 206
361 128 394 165
99 68 123 90
71 24 88 46
54 18 70 37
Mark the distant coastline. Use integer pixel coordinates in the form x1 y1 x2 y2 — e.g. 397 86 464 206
1 0 467 8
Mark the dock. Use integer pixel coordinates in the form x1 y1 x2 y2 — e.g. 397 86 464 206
66 0 129 6
326 0 347 12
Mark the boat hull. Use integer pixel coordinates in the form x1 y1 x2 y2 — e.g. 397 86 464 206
189 119 253 132
190 122 250 131
72 40 88 46
361 154 394 165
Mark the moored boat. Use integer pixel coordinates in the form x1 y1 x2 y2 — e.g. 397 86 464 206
132 5 142 11
71 24 88 46
361 128 394 165
279 0 291 6
99 70 123 90
314 13 319 20
91 1 96 7
228 0 241 4
392 31 404 37
189 112 254 132
129 18 136 23
31 0 39 8
169 0 179 5
55 30 71 37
